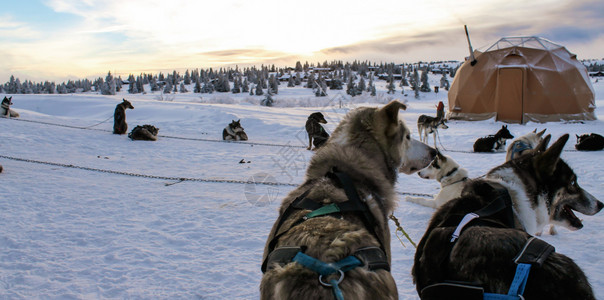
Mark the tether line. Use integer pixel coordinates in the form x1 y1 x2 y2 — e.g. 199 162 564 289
0 154 434 197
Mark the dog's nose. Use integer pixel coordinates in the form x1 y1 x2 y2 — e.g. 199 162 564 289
597 201 604 212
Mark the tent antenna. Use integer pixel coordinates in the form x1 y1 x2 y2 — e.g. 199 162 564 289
464 25 477 66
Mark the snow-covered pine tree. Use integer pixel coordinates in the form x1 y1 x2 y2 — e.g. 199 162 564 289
357 77 366 95
294 72 302 86
420 70 431 92
346 76 356 97
194 79 202 93
287 73 295 87
180 83 188 93
269 74 278 94
306 73 315 89
440 73 450 91
102 71 116 95
386 73 396 94
129 81 138 94
242 78 249 93
255 82 264 96
261 91 274 106
137 76 145 93
163 81 172 94
184 70 191 85
232 77 241 93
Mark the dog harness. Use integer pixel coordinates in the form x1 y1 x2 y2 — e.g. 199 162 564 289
420 182 555 300
262 169 390 300
509 141 532 160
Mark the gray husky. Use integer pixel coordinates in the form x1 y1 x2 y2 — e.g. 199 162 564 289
413 134 602 300
261 101 436 300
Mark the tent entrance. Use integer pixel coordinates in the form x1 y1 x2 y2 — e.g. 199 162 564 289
495 67 525 123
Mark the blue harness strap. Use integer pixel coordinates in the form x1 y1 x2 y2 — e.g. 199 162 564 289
483 263 531 300
510 141 532 160
292 252 362 300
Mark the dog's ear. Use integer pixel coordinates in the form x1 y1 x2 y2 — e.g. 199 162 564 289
535 134 551 152
537 128 546 137
380 100 407 123
436 150 446 161
534 134 568 178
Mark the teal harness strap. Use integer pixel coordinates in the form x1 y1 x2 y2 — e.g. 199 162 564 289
292 252 362 300
304 203 341 219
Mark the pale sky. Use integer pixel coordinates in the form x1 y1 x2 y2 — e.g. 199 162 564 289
1 0 603 82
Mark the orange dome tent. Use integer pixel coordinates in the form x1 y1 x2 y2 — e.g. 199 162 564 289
448 36 596 123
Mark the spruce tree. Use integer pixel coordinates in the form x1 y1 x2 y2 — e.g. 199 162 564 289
420 70 431 92
386 73 396 94
194 79 202 93
255 82 263 96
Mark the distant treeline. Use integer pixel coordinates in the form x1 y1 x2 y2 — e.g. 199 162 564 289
0 60 466 97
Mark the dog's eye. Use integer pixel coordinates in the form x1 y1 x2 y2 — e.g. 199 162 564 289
406 134 411 140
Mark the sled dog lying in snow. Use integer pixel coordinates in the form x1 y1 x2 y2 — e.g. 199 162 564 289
222 119 248 141
113 99 134 135
128 124 159 141
261 101 436 300
505 128 547 161
406 151 469 209
1 96 19 118
473 125 514 152
413 134 603 300
575 133 604 151
305 112 330 150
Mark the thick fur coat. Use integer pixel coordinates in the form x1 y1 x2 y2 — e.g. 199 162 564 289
261 101 436 300
575 133 604 151
223 120 248 141
413 134 603 300
113 99 134 135
1 96 19 118
128 124 159 141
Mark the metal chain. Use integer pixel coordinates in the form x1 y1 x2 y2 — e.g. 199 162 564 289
0 154 433 197
0 154 298 187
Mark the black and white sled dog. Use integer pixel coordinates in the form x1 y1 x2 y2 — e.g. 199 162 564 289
417 101 447 147
575 133 604 151
222 119 248 141
413 134 603 300
1 96 20 118
473 125 514 152
505 128 546 161
128 124 159 141
406 151 469 209
305 112 330 150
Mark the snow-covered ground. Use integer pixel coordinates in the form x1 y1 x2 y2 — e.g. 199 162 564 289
1 76 603 299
